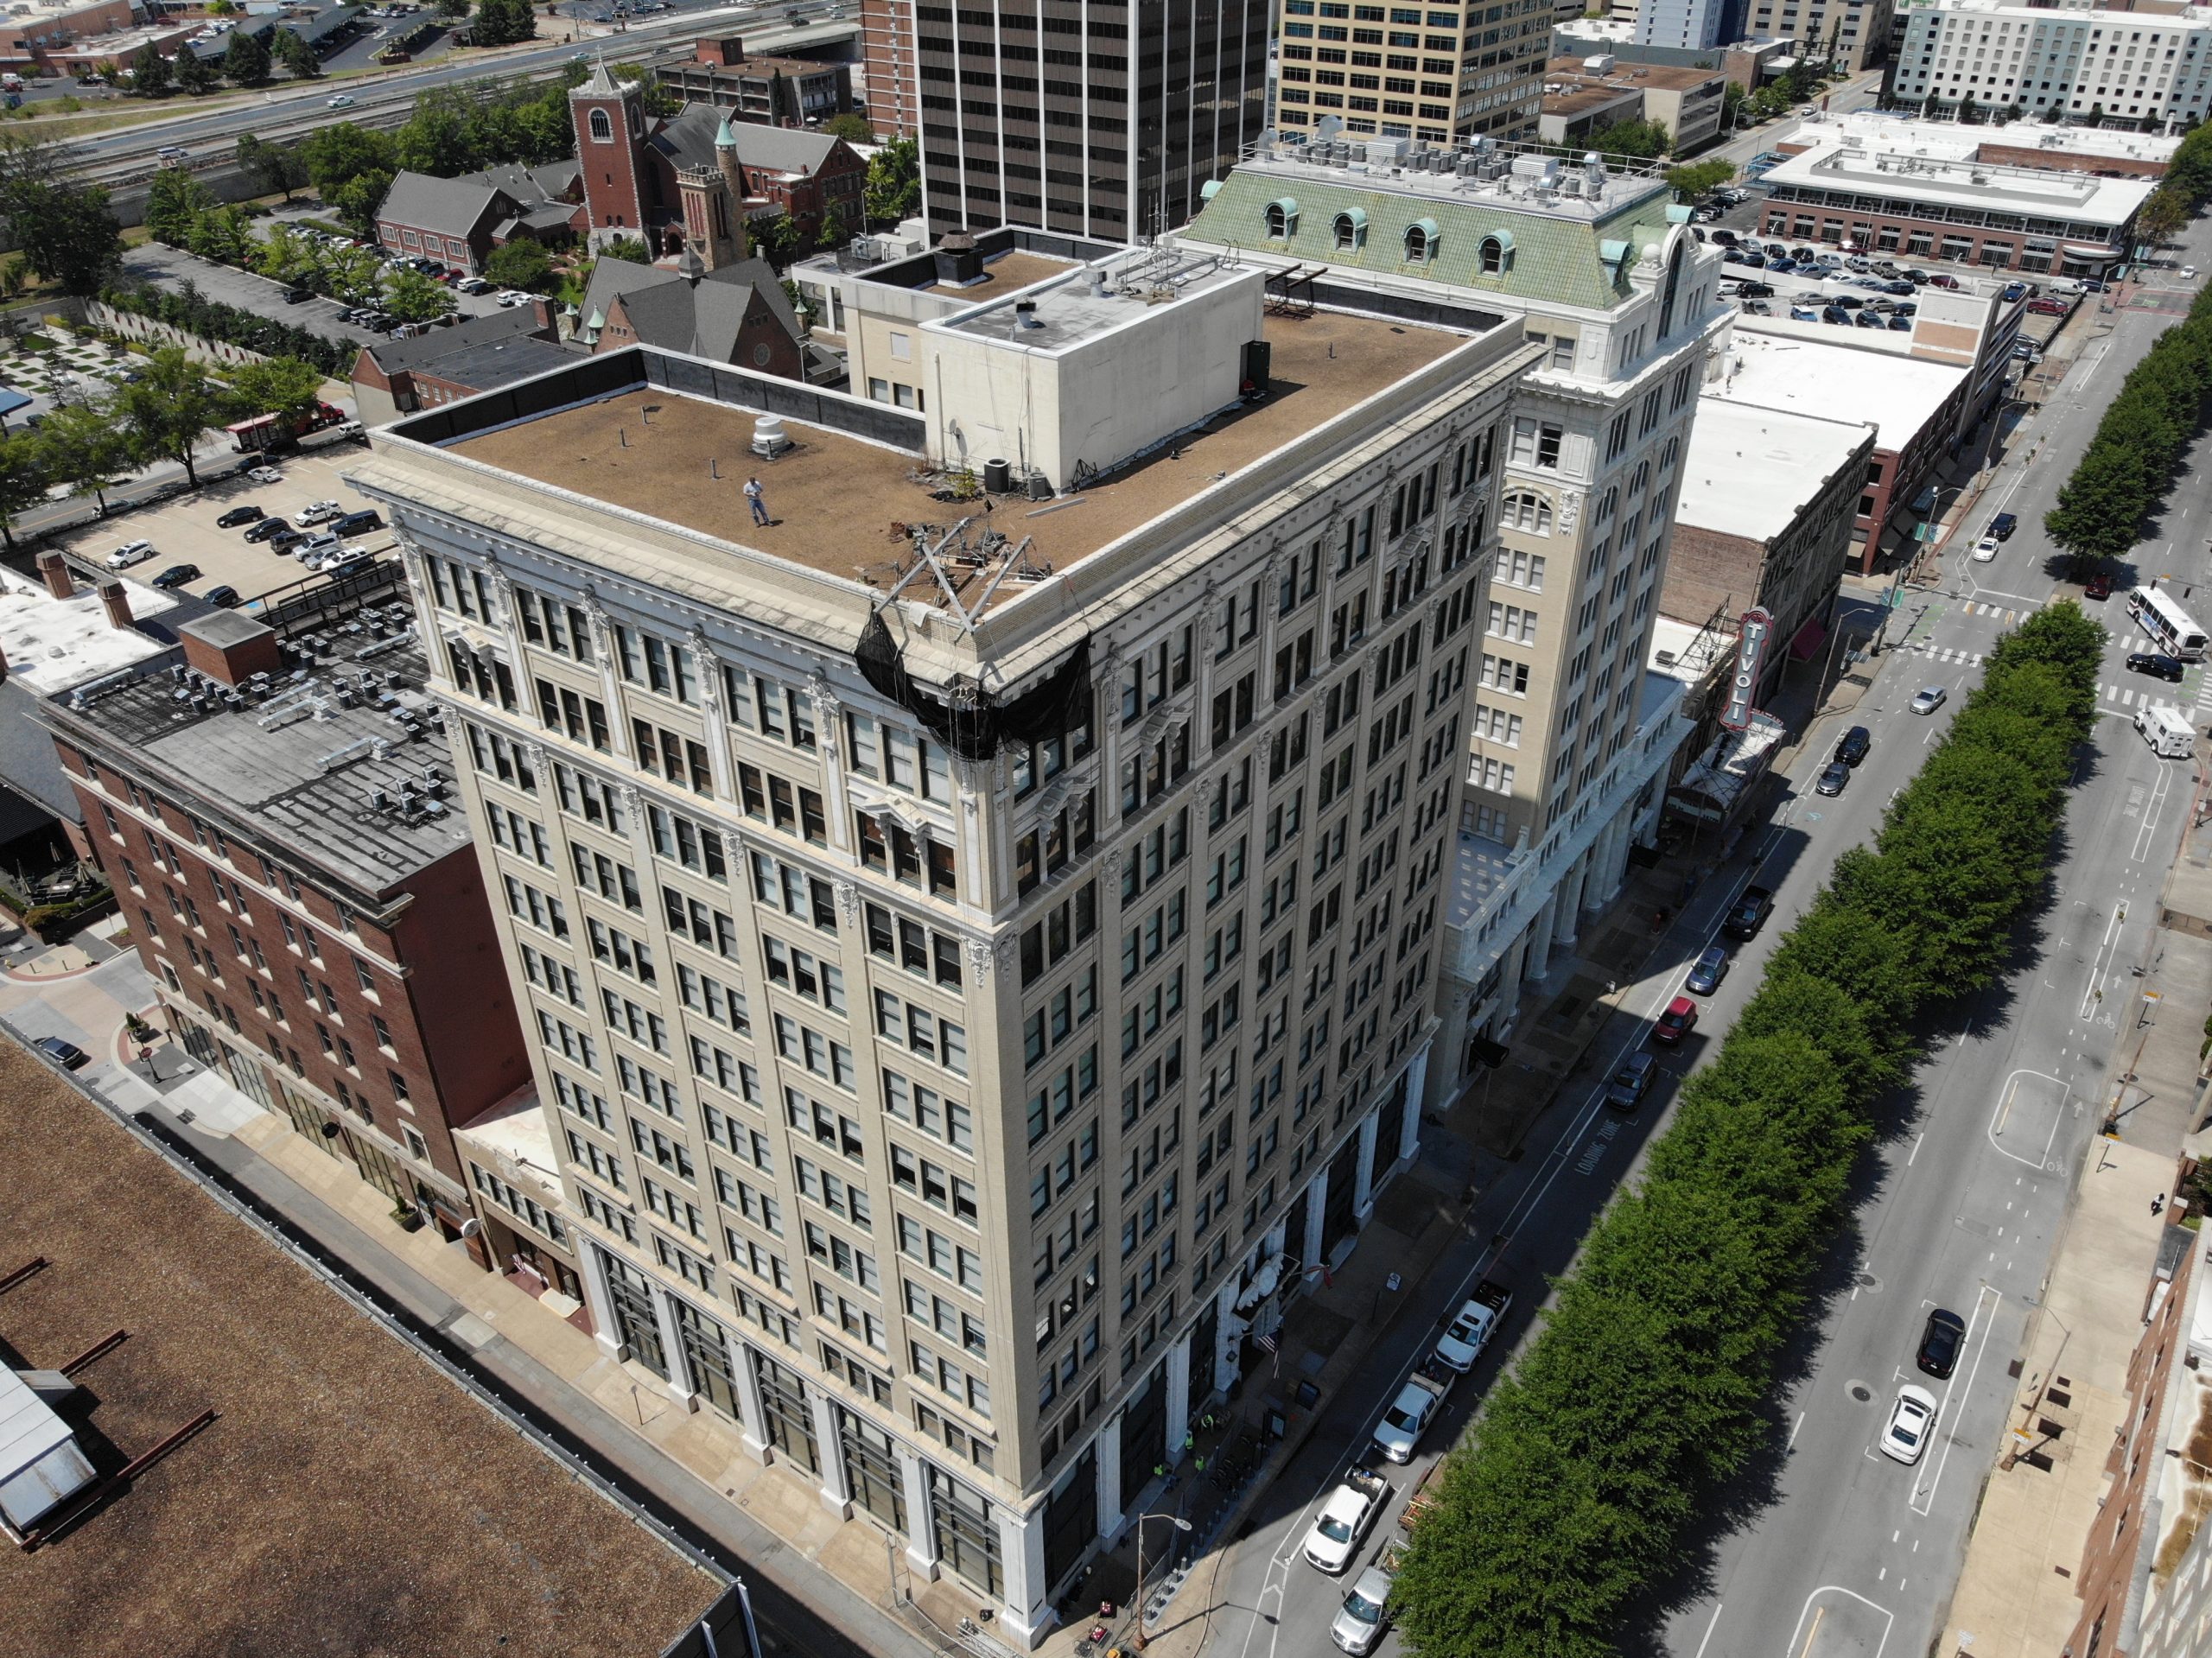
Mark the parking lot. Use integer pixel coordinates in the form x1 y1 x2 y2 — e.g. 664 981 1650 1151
49 441 395 613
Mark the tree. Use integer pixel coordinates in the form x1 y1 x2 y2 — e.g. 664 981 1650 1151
231 356 328 424
236 133 308 201
471 0 537 47
817 204 847 251
272 26 319 79
612 60 676 117
394 86 481 175
145 163 215 245
435 0 471 16
485 238 553 291
300 122 396 200
328 168 395 233
0 170 123 297
321 243 386 303
822 111 872 143
2137 186 2188 252
224 26 270 85
130 41 172 96
174 49 218 94
863 135 918 226
111 346 235 490
186 202 255 264
0 425 52 553
1665 158 1735 200
753 212 802 269
381 266 454 321
35 403 132 517
1581 117 1671 161
600 233 650 264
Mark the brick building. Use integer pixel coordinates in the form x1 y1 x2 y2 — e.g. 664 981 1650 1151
858 0 916 137
374 162 586 278
654 35 855 127
35 574 538 1266
0 0 136 70
575 253 820 382
350 301 572 427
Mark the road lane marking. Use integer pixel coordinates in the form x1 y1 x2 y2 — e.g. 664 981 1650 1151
1910 1283 2005 1518
1692 1602 1724 1658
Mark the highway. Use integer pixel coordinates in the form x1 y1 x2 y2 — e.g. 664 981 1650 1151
1193 205 2212 1658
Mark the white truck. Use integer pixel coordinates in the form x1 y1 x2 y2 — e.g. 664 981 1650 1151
2137 703 2196 760
1433 1275 1514 1372
1372 1355 1457 1464
1303 1466 1390 1574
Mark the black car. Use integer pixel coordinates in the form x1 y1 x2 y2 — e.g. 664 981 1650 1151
35 1036 89 1070
1734 280 1774 299
216 504 266 528
204 584 243 608
1685 944 1730 996
333 509 383 535
2128 652 2187 682
283 287 314 304
244 516 289 543
1605 1051 1659 1114
1916 1307 1967 1378
1721 884 1775 941
150 562 200 589
1834 725 1872 766
1990 511 2018 540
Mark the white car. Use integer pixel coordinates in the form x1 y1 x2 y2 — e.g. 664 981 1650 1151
456 276 492 295
247 466 283 485
328 93 354 108
309 544 372 573
105 538 155 569
294 531 341 563
2184 266 2200 280
1910 685 1948 715
1371 1377 1444 1464
296 500 342 526
1970 535 1999 562
1880 1383 1939 1464
1433 1298 1501 1372
496 289 536 308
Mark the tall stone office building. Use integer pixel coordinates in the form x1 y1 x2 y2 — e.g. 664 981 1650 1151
1271 0 1552 148
353 245 1534 1640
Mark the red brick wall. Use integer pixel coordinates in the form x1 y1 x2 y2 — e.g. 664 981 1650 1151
575 83 652 235
1657 522 1766 636
390 845 531 1152
861 0 918 137
1977 142 2167 179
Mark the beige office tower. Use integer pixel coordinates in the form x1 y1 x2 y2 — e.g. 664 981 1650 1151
352 249 1534 1642
1179 139 1728 1105
1273 0 1554 147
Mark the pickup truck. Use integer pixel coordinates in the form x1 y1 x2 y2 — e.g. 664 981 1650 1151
1433 1275 1515 1371
1331 1540 1407 1655
1372 1356 1457 1464
1303 1467 1390 1573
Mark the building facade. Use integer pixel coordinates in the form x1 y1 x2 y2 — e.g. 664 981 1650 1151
1273 0 1552 148
859 0 920 137
35 582 538 1260
353 248 1536 1642
374 163 585 279
915 0 1271 241
1539 55 1728 148
1179 137 1727 1112
655 35 857 127
1889 0 2212 128
1743 0 1890 69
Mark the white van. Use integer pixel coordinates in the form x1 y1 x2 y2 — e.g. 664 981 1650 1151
2135 703 2195 759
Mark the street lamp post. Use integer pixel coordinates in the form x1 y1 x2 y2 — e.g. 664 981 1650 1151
1133 1513 1193 1649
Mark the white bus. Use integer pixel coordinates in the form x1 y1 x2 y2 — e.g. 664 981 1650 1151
2129 586 2208 662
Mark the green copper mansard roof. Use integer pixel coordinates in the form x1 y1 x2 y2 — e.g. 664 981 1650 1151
1182 164 1680 314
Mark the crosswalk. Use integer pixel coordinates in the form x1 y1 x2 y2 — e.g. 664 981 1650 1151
1897 616 2210 720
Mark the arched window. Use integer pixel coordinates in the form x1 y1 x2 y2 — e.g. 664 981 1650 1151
1501 491 1553 535
1479 233 1514 276
1264 198 1299 238
1404 218 1439 264
1333 209 1367 251
588 108 613 143
1658 238 1687 337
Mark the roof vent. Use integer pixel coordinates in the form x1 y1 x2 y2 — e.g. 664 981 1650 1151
1014 298 1044 330
751 415 792 458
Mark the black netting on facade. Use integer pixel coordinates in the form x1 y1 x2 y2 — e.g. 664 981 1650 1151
855 611 1092 763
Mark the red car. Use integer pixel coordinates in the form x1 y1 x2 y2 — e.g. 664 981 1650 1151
2083 570 2113 600
1652 995 1699 1046
2027 296 2073 316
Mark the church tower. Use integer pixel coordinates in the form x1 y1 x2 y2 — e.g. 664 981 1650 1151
715 114 752 264
674 161 741 270
571 60 651 249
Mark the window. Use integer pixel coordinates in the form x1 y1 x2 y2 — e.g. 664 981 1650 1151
589 107 613 141
1403 219 1438 263
1499 491 1552 534
1332 209 1366 251
1264 198 1298 237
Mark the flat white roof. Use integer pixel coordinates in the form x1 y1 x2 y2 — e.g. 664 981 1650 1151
1648 613 1735 683
1764 136 2158 227
1676 399 1876 542
1782 108 2183 166
0 566 180 699
1705 323 1965 453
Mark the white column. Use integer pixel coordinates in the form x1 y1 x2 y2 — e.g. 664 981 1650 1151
1213 1281 1242 1394
1587 818 1627 910
996 1502 1055 1649
810 1390 851 1516
1553 854 1591 950
1164 1331 1193 1460
1301 1169 1328 1271
650 1286 696 1408
1400 1045 1429 1165
577 1242 626 1362
1352 1109 1380 1217
1523 891 1560 981
729 1340 772 1461
1096 1413 1125 1543
1263 1218 1288 1262
901 1449 939 1577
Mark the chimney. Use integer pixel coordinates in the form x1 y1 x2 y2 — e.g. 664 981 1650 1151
530 295 557 334
97 579 133 632
177 612 283 688
933 232 983 287
36 550 73 600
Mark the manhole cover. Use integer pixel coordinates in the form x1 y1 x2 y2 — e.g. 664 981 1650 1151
1857 1272 1881 1292
1847 1381 1873 1403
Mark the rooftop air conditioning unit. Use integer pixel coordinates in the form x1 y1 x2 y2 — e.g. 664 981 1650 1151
752 415 792 457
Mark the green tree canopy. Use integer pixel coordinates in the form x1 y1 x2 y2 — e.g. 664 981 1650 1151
111 346 235 488
35 403 132 516
863 135 918 226
0 425 53 552
230 356 328 423
821 111 873 143
1665 157 1734 199
272 26 319 78
301 122 396 200
174 48 218 94
381 266 455 321
1581 117 1671 160
236 133 308 200
223 25 270 84
393 86 480 175
485 238 554 290
145 162 216 245
130 41 172 95
600 233 650 264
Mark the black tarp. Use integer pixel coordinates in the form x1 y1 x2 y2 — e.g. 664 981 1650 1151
855 610 1092 762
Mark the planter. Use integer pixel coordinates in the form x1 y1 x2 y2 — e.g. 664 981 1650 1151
392 1205 425 1232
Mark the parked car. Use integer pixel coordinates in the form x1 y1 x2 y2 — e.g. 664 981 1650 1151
243 517 290 543
150 562 200 589
1883 280 1916 295
1834 725 1872 766
2027 296 2072 316
1605 1049 1660 1112
1815 760 1851 797
2083 569 2113 600
1743 301 1773 315
1990 511 2018 540
1855 310 1886 328
1433 1279 1512 1371
1821 307 1851 327
296 500 343 525
1880 1384 1940 1464
2127 652 2186 682
1304 1468 1391 1573
105 538 155 569
332 508 382 535
216 504 266 528
269 529 308 555
1332 1543 1406 1656
1926 271 1961 289
1651 994 1698 1047
282 286 314 304
456 276 492 295
1886 314 1913 332
1734 280 1773 299
2000 282 2026 302
247 465 283 485
497 289 537 308
35 1036 90 1070
1971 535 1999 562
1910 684 1948 715
1722 884 1776 940
1685 944 1731 995
203 584 242 608
1916 1307 1967 1379
1372 1357 1456 1464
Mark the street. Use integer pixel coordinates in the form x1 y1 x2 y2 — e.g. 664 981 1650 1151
1194 153 2212 1658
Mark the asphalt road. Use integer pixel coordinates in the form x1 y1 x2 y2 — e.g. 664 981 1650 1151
1194 188 2212 1658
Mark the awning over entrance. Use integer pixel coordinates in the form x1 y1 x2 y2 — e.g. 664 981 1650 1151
1788 616 1827 660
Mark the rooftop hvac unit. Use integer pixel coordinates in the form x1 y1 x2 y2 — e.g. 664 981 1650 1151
368 788 391 811
1365 135 1410 167
1511 155 1560 182
751 415 792 458
1559 175 1584 196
